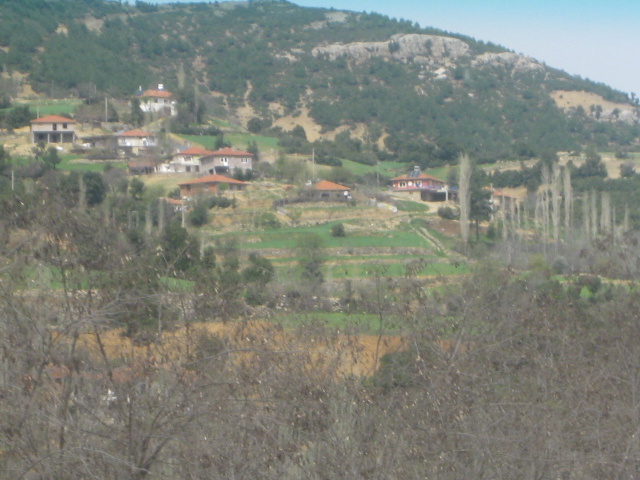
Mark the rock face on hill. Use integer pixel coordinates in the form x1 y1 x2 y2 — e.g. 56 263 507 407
311 33 469 65
311 33 544 75
471 52 544 72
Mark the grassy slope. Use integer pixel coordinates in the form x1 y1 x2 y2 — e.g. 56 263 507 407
17 99 82 117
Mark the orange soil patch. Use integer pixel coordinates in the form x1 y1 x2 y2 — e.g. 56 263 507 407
74 321 405 377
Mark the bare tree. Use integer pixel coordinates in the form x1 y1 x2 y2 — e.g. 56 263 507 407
458 154 471 246
551 163 562 246
563 166 573 241
583 190 591 242
591 189 598 239
600 191 612 236
541 165 550 253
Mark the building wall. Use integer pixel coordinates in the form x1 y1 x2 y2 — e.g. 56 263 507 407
140 98 176 115
169 155 204 173
392 179 444 190
31 122 76 143
180 182 245 197
304 190 351 201
201 156 253 173
117 137 156 148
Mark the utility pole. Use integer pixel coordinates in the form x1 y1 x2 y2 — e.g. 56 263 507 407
105 97 108 124
312 148 316 181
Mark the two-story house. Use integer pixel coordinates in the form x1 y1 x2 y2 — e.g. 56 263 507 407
391 166 450 201
116 129 157 156
135 84 176 116
166 147 216 173
200 147 253 174
30 115 76 144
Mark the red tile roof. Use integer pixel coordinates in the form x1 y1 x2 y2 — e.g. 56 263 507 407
140 89 173 98
127 160 158 168
31 114 75 124
311 180 351 191
210 147 253 157
489 187 514 199
117 129 154 137
178 174 247 186
175 147 216 156
392 172 444 182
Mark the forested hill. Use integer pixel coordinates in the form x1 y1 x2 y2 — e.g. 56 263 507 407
2 0 639 163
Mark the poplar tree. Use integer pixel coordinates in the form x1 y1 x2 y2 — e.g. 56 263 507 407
551 163 562 246
458 153 471 246
563 166 572 241
582 191 591 242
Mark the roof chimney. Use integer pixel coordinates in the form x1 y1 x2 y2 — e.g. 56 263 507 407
158 83 164 90
414 165 420 173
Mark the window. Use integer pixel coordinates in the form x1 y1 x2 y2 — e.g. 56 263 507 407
399 182 406 187
62 123 67 129
241 158 248 163
220 157 228 164
415 181 422 187
53 124 57 131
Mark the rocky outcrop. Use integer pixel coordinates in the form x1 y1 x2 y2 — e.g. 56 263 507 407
471 52 544 72
311 34 544 78
600 108 639 125
311 33 469 64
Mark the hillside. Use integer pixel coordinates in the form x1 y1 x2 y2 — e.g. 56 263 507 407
1 0 639 165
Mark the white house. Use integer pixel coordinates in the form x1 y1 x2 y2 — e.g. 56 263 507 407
116 129 157 156
165 146 216 173
135 84 176 116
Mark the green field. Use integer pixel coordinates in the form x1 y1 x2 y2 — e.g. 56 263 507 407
18 99 82 117
11 154 125 173
338 158 406 177
273 311 398 334
59 154 126 172
216 221 431 251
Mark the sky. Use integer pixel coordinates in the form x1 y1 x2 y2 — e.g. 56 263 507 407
148 0 640 97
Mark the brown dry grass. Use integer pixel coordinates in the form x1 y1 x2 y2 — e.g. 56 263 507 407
551 90 631 112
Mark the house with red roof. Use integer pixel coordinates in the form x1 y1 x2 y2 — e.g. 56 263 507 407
135 84 176 116
167 146 216 173
391 166 451 201
178 174 247 198
200 147 254 174
116 129 157 156
303 180 352 202
488 187 517 212
30 115 76 144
